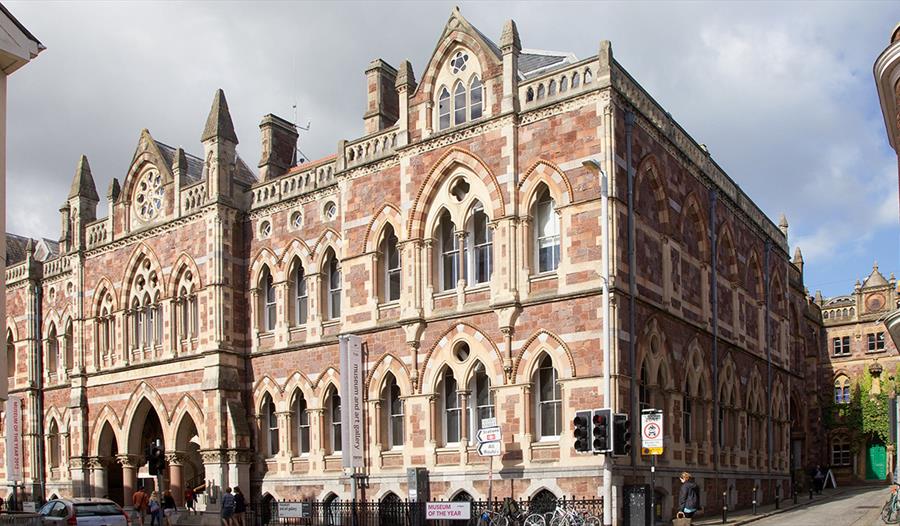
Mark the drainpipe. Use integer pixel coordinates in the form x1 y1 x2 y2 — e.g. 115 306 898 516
765 240 773 472
709 189 720 498
31 280 46 504
624 110 637 470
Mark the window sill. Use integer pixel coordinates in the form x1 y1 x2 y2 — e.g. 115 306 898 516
533 437 560 445
289 325 307 334
258 331 275 339
529 272 558 283
290 454 311 461
434 289 457 299
378 301 400 310
465 283 490 293
866 349 887 354
322 320 340 328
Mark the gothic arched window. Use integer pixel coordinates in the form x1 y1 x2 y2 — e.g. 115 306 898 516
327 387 342 453
380 225 401 302
442 369 461 445
453 82 467 126
468 362 494 440
324 250 341 320
467 202 492 285
534 186 560 273
535 354 561 439
291 260 308 326
438 86 451 130
262 394 278 458
470 76 483 120
438 210 459 291
260 267 276 332
291 391 310 455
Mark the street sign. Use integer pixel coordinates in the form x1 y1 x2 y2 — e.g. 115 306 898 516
426 502 471 520
476 426 502 443
277 502 311 518
477 441 502 457
640 409 664 456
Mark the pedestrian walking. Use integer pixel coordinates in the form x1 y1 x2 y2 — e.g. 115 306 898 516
184 488 195 515
221 488 235 526
233 487 246 526
162 490 177 526
133 487 149 526
813 465 826 494
678 471 701 519
148 491 162 526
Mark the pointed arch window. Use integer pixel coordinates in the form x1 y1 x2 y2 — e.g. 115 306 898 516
467 203 492 285
262 394 279 458
327 387 342 453
438 211 459 291
534 186 560 273
292 262 308 326
682 390 693 444
64 321 73 372
385 375 404 448
572 72 580 88
535 355 561 439
260 268 276 332
47 324 58 377
468 362 494 441
438 86 451 131
291 391 310 455
442 369 461 445
6 331 15 380
834 376 851 404
325 250 341 320
638 363 650 412
380 225 401 303
453 82 467 126
48 420 60 469
470 77 483 120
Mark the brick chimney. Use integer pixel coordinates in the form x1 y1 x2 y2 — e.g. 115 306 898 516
258 114 299 181
363 59 399 135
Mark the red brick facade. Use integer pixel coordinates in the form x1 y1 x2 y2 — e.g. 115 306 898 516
2 9 824 522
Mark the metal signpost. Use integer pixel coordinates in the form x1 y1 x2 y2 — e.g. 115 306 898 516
476 418 501 504
641 409 664 524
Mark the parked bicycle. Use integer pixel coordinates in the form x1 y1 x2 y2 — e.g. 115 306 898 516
523 500 601 526
882 484 900 524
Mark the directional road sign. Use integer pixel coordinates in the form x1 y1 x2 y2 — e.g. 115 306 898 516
477 441 501 457
476 426 502 443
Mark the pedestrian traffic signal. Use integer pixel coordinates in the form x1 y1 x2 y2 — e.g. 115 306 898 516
613 413 631 456
573 410 591 453
592 408 612 454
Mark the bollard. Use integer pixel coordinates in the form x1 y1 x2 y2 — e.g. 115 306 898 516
752 486 758 515
809 486 813 500
775 486 780 510
793 489 798 505
722 490 728 524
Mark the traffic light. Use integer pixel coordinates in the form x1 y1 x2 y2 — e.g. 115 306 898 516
613 413 631 456
592 408 612 454
573 410 591 453
146 442 166 476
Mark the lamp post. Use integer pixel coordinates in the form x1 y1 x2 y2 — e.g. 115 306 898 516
582 160 612 525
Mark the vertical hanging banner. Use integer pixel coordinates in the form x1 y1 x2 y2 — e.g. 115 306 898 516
339 334 364 468
5 396 22 481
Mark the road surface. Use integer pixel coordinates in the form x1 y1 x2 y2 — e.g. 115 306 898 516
750 486 888 526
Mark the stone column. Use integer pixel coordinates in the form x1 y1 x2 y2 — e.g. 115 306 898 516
458 391 470 448
166 453 187 506
88 457 106 498
169 298 180 357
226 450 252 499
118 455 141 509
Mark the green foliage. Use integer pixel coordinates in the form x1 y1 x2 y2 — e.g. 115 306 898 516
824 369 899 448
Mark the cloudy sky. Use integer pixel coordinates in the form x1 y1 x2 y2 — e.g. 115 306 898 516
5 1 899 297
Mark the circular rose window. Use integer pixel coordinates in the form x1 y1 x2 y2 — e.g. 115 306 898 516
450 51 469 74
135 170 164 221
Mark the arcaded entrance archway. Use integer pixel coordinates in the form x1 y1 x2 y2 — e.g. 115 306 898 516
97 422 123 505
126 399 166 495
172 414 204 505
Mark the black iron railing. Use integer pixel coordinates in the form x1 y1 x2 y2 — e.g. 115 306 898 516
247 496 603 526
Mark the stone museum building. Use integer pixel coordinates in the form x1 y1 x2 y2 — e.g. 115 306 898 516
1 9 825 522
817 264 900 484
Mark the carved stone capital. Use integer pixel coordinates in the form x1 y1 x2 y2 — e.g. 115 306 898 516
199 449 226 465
226 449 253 464
165 452 189 466
117 454 144 469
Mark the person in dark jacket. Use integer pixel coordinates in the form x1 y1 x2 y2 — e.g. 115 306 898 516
678 471 701 518
233 487 246 526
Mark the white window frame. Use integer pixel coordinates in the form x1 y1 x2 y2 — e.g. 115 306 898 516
535 356 561 440
387 378 404 449
264 396 279 458
468 363 494 443
466 203 492 286
439 213 459 291
438 86 451 131
453 81 467 126
263 272 276 332
469 76 483 121
382 227 401 302
326 253 341 320
330 390 342 453
535 190 560 273
442 370 461 445
294 265 308 325
293 393 310 455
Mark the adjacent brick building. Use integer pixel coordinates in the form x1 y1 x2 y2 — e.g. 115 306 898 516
1 9 824 522
817 264 900 483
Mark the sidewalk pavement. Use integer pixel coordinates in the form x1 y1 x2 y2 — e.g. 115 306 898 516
689 487 852 526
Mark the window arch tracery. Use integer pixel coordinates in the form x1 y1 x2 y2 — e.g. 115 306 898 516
127 255 163 355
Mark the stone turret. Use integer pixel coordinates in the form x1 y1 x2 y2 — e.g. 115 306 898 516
363 59 399 135
778 213 788 239
61 155 99 252
202 89 239 201
500 19 521 113
395 60 416 147
793 247 804 274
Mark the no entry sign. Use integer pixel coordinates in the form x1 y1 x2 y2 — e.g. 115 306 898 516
641 409 664 455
